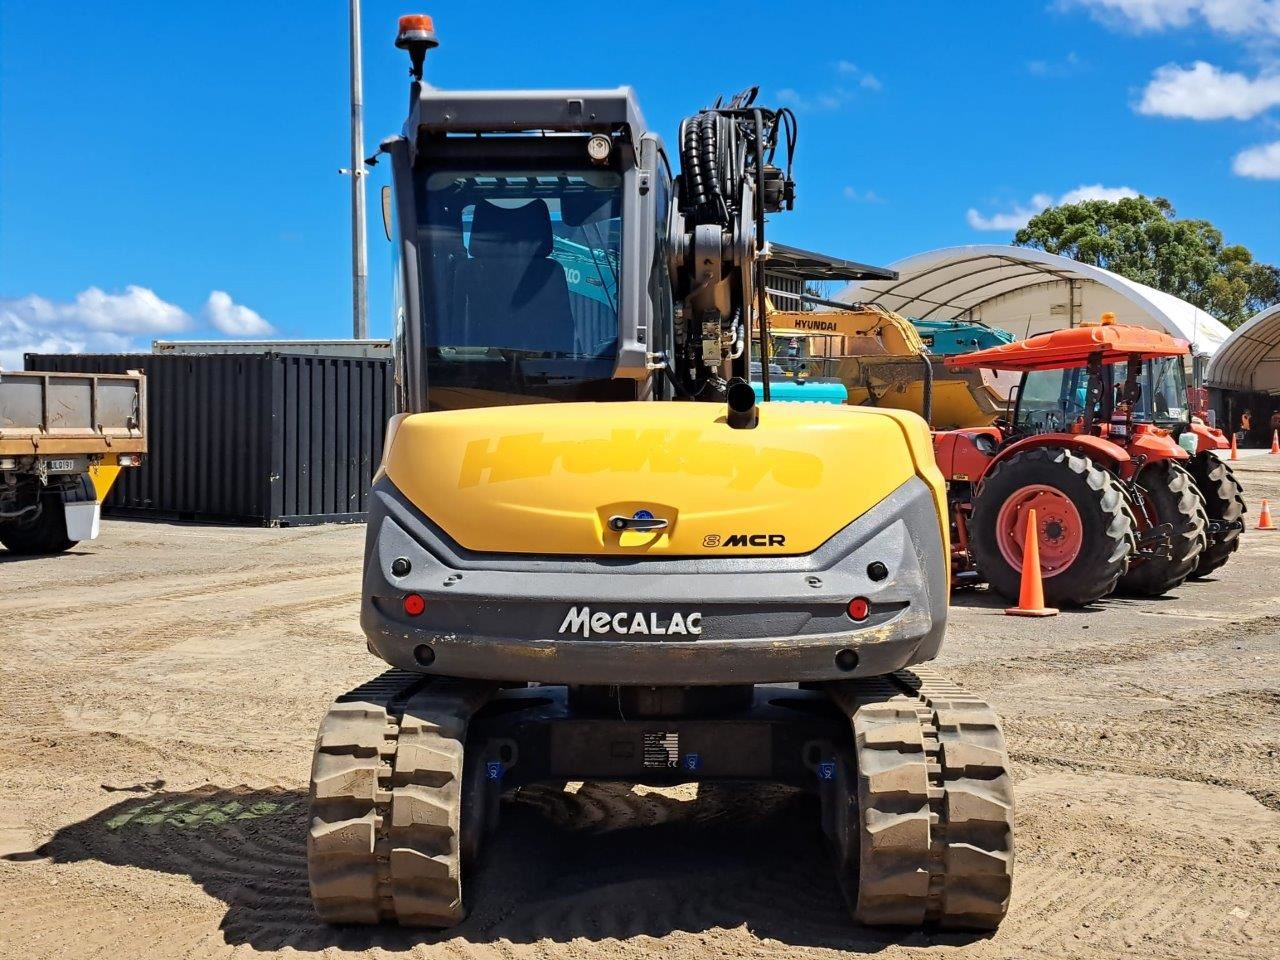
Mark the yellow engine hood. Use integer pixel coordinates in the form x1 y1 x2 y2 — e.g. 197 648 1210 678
381 401 945 556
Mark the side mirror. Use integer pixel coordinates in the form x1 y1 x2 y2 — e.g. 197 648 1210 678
381 186 393 241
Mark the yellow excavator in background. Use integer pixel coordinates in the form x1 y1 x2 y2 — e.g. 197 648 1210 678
757 302 1011 427
305 15 1014 931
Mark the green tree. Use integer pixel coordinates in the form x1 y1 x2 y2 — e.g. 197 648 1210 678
1013 196 1279 328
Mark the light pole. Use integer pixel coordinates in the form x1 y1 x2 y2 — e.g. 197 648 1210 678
348 0 369 339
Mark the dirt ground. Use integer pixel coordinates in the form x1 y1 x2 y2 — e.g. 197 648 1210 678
1 458 1278 960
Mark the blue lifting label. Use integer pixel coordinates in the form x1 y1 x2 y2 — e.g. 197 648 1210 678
683 752 702 771
485 761 504 781
818 760 836 781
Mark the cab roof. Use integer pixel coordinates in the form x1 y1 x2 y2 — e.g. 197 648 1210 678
409 86 648 137
946 323 1189 372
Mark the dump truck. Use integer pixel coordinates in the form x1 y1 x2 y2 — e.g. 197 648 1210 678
0 368 147 553
304 15 1014 932
936 317 1243 606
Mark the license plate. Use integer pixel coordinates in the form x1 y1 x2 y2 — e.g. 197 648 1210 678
46 459 77 472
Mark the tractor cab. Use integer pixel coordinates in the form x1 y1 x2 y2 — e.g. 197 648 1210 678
1012 352 1187 437
951 317 1228 456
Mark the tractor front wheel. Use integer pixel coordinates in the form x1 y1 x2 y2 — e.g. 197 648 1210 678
970 447 1134 607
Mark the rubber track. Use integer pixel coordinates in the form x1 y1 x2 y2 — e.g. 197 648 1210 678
830 667 1014 929
307 670 494 926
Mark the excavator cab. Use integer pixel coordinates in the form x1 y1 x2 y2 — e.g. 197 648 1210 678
305 15 1013 934
383 86 666 410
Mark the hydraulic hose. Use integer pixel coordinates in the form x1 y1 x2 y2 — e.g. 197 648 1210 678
920 354 934 427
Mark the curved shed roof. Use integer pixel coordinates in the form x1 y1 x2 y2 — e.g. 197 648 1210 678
836 245 1231 359
1205 303 1280 393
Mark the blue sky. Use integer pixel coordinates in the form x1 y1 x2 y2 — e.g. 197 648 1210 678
2 0 1278 366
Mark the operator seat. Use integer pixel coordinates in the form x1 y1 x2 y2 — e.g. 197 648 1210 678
453 199 575 353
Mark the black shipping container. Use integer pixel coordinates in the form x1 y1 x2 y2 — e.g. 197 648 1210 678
24 352 393 526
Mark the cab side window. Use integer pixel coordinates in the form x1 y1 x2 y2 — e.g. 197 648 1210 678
648 158 675 359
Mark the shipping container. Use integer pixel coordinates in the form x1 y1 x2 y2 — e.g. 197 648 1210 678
24 352 393 526
152 339 392 359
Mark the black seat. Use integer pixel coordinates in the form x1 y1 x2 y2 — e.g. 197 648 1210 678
451 200 575 353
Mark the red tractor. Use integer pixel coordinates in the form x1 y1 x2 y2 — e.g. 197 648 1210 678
934 320 1245 607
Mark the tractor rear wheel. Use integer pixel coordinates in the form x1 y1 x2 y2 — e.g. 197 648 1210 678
1185 452 1245 578
1118 461 1207 596
970 447 1133 607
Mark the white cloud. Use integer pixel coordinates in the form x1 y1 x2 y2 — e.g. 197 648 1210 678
1138 61 1280 120
1057 183 1143 204
966 196 1053 232
1066 0 1280 37
776 87 857 112
843 186 886 203
776 87 806 108
41 285 190 334
782 62 882 111
1233 138 1280 176
203 291 274 337
967 184 1140 231
0 285 274 369
0 286 192 370
1027 51 1085 77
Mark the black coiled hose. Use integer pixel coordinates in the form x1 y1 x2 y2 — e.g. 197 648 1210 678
681 118 708 209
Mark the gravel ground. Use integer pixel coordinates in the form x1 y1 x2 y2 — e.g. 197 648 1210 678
1 456 1277 960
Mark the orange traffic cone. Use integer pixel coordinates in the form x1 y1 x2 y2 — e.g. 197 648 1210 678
1257 499 1277 531
1006 508 1059 617
1231 433 1239 461
1271 430 1279 455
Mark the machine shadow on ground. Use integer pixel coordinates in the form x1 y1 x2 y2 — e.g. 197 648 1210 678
949 584 1187 612
0 549 90 564
3 782 988 954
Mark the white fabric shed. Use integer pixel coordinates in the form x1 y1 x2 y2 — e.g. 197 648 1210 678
1205 303 1280 394
836 245 1231 360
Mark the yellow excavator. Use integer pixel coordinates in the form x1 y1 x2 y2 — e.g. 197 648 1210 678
306 14 1013 931
757 303 1010 427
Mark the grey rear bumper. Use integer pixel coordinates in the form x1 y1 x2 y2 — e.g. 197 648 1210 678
360 475 947 685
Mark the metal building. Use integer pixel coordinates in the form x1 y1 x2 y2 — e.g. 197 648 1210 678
837 245 1233 363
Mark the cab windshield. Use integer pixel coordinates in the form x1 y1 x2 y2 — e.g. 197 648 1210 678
1014 355 1189 433
415 166 629 408
1015 367 1088 433
1114 355 1188 427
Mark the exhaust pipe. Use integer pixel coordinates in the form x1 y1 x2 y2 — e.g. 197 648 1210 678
726 377 758 430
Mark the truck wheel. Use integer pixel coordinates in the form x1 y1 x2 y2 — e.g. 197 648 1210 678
970 447 1133 607
0 494 74 555
1184 452 1245 578
0 476 92 556
1118 461 1207 596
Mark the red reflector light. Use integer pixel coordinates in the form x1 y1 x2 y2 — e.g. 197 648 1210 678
403 593 426 616
847 597 870 621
